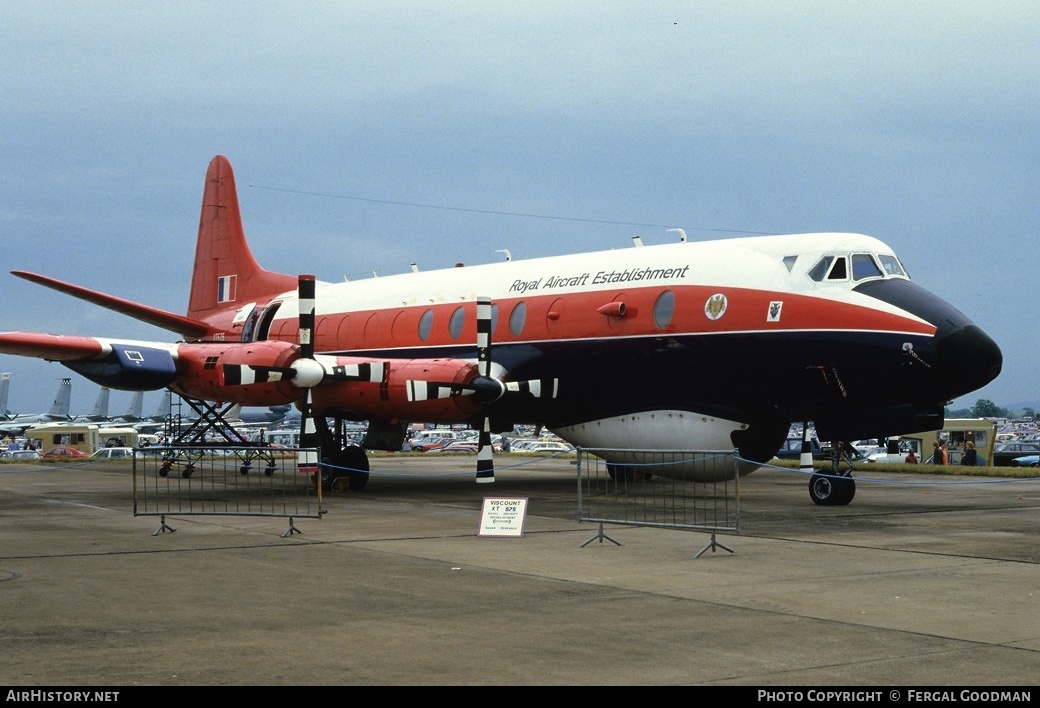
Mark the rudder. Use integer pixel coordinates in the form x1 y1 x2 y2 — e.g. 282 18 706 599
187 156 297 321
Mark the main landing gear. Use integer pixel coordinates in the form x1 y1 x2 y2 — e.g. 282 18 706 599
313 415 370 493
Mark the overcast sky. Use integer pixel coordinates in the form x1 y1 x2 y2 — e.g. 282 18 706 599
2 1 1037 417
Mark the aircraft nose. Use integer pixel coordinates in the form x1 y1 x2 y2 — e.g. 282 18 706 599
855 278 1002 401
932 322 1003 400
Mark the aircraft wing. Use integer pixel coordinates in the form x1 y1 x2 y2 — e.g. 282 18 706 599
11 271 211 339
0 333 181 391
0 332 108 361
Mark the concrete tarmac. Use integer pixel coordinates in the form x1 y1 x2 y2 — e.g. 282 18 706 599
1 453 1038 686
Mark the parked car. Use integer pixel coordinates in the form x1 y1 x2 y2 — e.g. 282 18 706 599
42 446 90 459
992 442 1040 467
516 441 575 455
773 437 824 460
1010 454 1039 467
88 447 135 460
411 437 451 452
0 449 43 461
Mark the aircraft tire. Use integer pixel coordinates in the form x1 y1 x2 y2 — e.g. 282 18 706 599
808 473 855 506
322 445 370 492
342 445 370 492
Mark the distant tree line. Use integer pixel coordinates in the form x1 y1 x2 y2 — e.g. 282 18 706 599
945 399 1038 420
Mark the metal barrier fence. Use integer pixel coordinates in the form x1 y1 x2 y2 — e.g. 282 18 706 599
133 446 324 536
576 448 740 556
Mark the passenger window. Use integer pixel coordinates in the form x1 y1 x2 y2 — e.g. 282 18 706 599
509 302 526 337
418 309 434 341
449 307 465 340
851 253 883 281
653 290 675 329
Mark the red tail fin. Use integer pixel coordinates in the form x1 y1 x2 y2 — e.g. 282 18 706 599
187 156 297 322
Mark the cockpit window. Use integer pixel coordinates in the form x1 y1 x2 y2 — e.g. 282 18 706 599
808 256 834 281
827 257 848 280
878 254 906 277
851 253 883 281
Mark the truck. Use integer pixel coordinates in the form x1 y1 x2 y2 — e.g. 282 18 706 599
25 423 140 456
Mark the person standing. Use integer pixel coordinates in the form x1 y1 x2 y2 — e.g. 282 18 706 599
961 440 978 466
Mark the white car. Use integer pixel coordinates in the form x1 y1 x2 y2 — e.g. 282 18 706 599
89 447 136 460
517 441 575 454
0 449 43 461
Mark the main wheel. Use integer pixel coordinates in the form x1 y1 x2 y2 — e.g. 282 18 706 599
340 445 370 491
808 473 855 506
321 445 371 492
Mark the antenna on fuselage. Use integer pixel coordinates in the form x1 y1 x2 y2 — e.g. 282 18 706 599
495 249 512 261
632 236 644 247
667 228 688 242
410 263 419 272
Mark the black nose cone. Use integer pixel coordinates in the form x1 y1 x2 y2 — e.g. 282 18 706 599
933 323 1003 400
855 278 1002 402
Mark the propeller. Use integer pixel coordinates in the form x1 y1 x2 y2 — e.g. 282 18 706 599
408 296 558 483
296 275 319 477
474 297 495 484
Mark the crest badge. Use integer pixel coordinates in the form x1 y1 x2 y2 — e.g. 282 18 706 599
767 301 783 322
704 293 728 321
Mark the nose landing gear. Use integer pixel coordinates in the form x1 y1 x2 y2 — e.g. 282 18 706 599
809 441 856 506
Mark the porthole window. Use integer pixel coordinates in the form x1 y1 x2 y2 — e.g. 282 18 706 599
509 302 526 337
418 309 434 341
449 306 465 340
653 290 675 329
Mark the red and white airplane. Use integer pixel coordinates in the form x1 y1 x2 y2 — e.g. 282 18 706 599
0 156 1002 502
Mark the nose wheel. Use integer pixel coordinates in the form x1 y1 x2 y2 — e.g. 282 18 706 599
809 472 856 505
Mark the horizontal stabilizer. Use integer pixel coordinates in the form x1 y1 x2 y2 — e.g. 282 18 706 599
12 271 212 339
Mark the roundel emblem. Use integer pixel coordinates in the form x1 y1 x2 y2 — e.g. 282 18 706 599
704 293 728 321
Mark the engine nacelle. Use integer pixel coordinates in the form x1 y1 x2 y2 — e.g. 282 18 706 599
171 340 301 405
170 342 484 420
65 344 177 391
312 358 483 422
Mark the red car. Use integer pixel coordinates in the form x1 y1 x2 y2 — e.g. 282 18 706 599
41 446 90 459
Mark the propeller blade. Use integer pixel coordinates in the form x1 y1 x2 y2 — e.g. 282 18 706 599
296 276 320 479
222 363 294 386
475 296 495 483
504 378 559 399
475 414 494 484
298 275 316 360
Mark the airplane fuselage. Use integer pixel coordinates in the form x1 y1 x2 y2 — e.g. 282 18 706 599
169 231 998 461
2 156 1001 490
